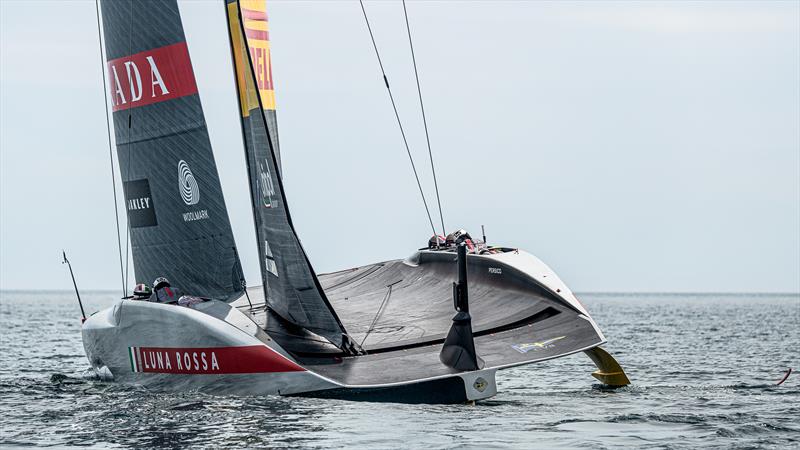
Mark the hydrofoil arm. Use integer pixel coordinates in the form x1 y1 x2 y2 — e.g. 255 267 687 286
584 346 630 387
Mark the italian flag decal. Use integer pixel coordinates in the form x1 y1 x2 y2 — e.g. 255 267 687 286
128 347 140 372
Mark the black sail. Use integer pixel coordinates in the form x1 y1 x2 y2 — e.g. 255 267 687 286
101 0 244 301
225 0 350 347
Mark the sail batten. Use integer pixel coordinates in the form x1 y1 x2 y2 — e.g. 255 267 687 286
100 0 243 301
225 0 348 347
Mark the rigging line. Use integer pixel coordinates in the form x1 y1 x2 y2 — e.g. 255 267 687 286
402 0 446 238
123 0 133 291
360 282 397 348
95 0 126 298
123 230 130 290
358 0 437 237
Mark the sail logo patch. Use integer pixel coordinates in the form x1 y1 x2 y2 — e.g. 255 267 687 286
177 160 200 206
178 160 208 222
257 160 276 208
264 240 278 277
512 336 566 354
182 210 209 222
127 345 304 374
129 347 219 373
106 41 198 112
241 2 276 110
124 179 157 228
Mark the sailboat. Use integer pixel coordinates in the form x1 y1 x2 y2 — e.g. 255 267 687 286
82 0 630 404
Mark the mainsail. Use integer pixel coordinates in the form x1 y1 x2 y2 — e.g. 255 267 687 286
226 0 350 348
101 0 244 301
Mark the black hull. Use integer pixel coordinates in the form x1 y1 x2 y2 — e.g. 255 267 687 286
292 376 472 404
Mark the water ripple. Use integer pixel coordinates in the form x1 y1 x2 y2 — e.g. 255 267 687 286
0 291 797 448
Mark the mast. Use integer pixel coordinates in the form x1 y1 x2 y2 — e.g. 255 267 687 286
225 0 354 351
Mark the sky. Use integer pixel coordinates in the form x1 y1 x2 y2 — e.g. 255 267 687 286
1 0 798 293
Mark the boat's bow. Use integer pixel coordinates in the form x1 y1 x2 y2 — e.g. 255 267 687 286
313 246 629 388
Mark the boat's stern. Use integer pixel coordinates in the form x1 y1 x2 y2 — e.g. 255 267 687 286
80 298 336 395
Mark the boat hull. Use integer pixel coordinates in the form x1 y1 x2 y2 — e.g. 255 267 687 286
81 248 621 403
81 299 498 402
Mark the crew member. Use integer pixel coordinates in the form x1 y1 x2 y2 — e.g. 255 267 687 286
152 277 181 304
428 234 446 249
132 283 152 300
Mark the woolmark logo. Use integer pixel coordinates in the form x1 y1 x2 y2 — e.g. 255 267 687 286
178 160 200 206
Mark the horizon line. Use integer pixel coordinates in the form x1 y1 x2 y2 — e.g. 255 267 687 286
1 289 798 296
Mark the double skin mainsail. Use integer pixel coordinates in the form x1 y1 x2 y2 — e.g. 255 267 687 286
101 0 244 302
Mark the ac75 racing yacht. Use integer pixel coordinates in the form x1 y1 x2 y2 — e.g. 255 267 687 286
81 0 630 404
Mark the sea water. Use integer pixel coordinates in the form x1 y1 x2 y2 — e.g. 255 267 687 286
0 291 797 448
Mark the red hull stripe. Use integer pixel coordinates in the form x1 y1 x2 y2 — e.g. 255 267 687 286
106 42 199 112
129 345 305 374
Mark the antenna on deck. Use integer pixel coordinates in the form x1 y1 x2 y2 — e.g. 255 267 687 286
481 225 486 244
62 251 86 323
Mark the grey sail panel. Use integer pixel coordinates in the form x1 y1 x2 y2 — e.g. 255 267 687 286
265 109 281 174
101 0 244 301
225 0 348 346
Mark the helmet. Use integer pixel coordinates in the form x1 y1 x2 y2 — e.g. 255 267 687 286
133 283 152 298
445 229 471 246
153 277 171 290
428 234 446 249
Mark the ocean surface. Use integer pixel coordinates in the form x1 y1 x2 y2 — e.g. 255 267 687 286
0 291 797 449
